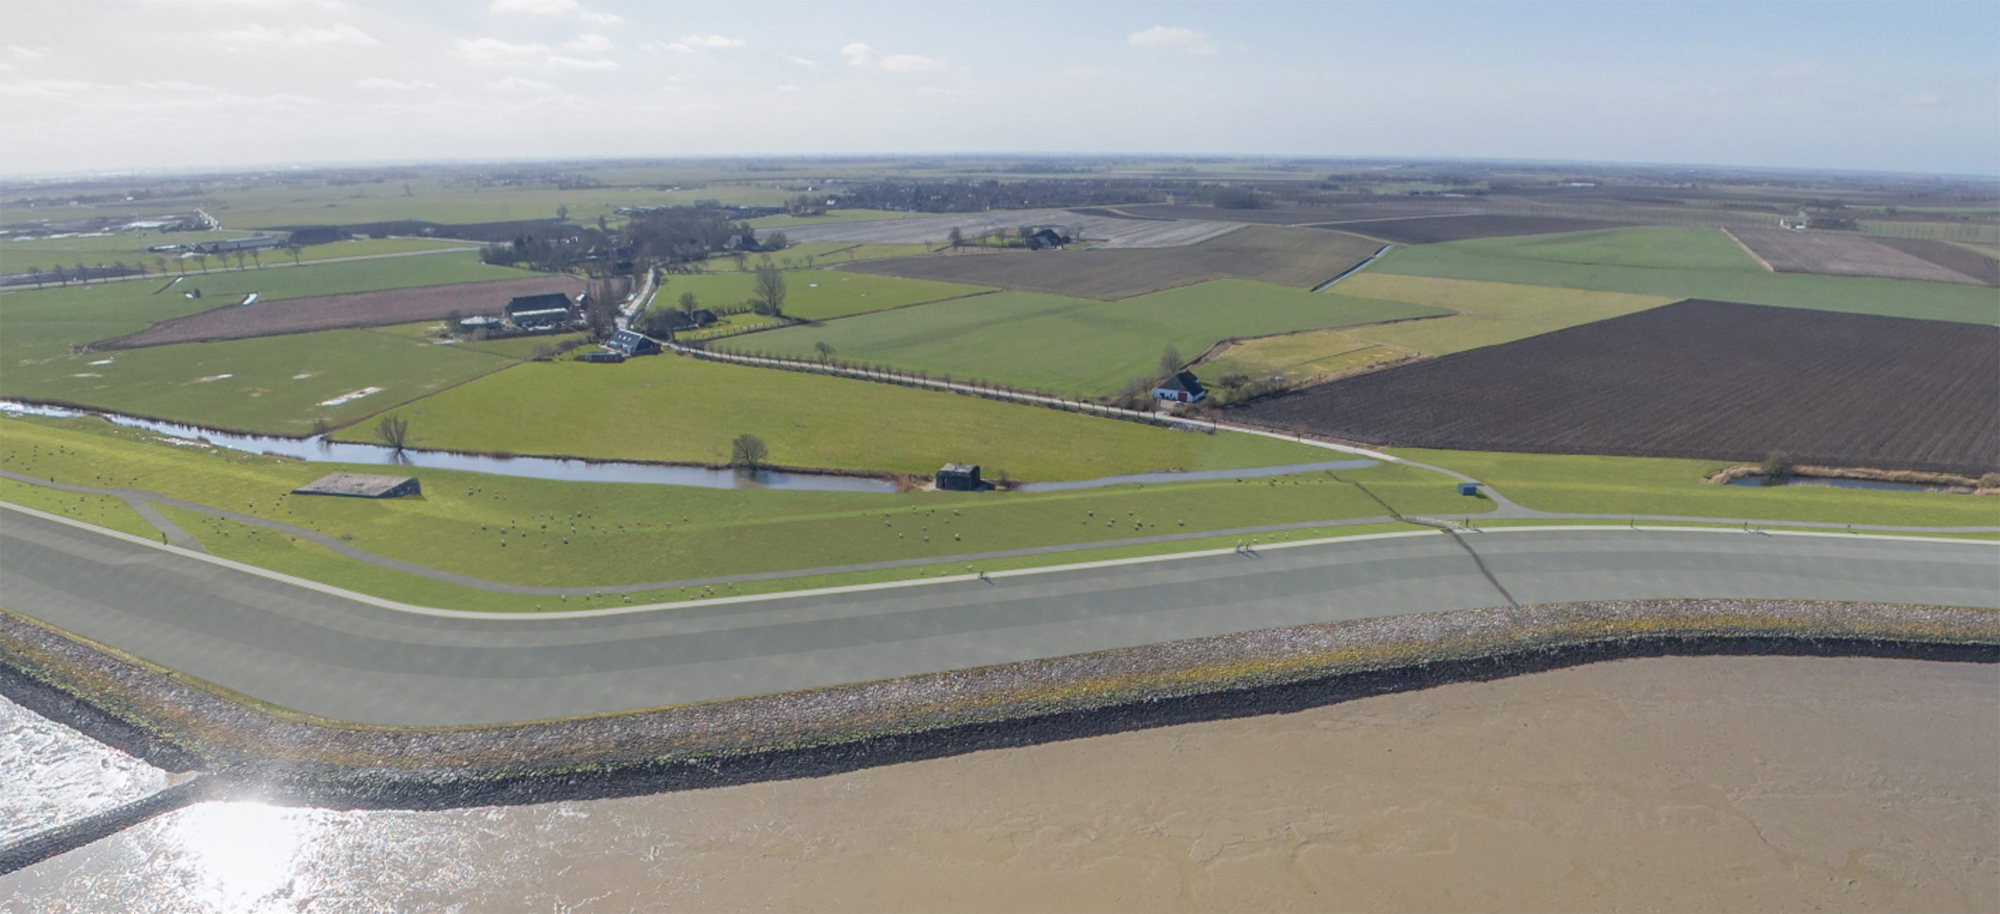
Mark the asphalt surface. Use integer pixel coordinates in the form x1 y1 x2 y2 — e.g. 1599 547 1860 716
5 509 1993 726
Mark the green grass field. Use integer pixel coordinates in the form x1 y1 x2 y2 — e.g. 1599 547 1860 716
3 416 1471 601
1 235 477 276
1456 226 1766 272
650 269 990 321
1404 448 2000 528
334 354 1330 480
1 253 542 430
744 279 1448 396
1376 227 2000 325
1195 330 1408 385
1335 274 1678 354
13 327 524 433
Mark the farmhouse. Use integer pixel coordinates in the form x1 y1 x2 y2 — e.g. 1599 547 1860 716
603 329 661 357
292 473 421 499
936 463 983 491
1153 371 1208 404
505 292 576 330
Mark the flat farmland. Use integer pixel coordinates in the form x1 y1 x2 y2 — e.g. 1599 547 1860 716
1195 329 1409 386
777 208 1244 249
1316 214 1638 244
744 279 1445 396
1232 300 2000 474
652 270 989 321
1334 274 1677 355
344 355 1330 481
1869 238 2000 286
1729 228 1985 285
843 226 1383 300
1376 229 2000 325
8 325 523 433
96 275 586 348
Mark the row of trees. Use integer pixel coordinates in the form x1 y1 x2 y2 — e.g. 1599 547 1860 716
14 242 310 288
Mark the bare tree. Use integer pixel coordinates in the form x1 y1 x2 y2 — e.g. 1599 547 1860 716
374 415 411 451
730 434 768 469
1159 344 1184 379
751 265 787 317
947 226 963 249
814 341 836 362
285 242 303 265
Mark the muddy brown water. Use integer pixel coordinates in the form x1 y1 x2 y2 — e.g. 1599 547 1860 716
4 655 1994 912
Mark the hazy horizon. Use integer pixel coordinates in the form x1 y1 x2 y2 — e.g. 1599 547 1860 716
3 0 1997 178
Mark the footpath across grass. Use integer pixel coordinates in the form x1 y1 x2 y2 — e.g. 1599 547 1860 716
744 279 1446 397
339 354 1330 480
1377 227 1999 325
2 415 1474 596
1401 448 2000 528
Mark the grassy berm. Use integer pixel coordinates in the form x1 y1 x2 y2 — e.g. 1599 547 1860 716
2 416 1472 599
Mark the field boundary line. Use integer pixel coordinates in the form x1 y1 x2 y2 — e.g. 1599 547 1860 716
1719 226 1777 272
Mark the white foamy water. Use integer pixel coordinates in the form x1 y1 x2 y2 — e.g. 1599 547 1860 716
0 695 167 845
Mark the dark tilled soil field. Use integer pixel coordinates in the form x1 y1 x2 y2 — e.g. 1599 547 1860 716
1231 299 2000 474
1314 214 1636 245
95 275 585 349
1728 228 1983 285
844 225 1383 300
1869 237 2000 286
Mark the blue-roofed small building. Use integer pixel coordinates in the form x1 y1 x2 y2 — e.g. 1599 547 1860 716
1152 371 1207 404
603 329 662 357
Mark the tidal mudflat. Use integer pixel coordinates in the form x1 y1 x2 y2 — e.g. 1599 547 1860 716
5 654 1994 912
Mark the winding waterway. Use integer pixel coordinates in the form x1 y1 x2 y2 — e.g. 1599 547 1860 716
3 656 1993 911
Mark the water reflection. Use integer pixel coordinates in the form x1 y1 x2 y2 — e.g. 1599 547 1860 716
1 401 895 493
0 695 166 845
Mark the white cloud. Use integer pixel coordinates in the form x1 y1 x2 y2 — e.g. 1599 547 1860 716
562 33 615 53
216 23 379 47
490 76 558 92
548 56 619 71
579 10 622 25
650 33 746 53
787 55 819 68
8 45 51 58
776 84 799 93
1127 25 1215 55
1901 92 1945 108
840 43 946 72
489 0 577 14
453 37 551 67
356 78 439 91
1064 66 1103 77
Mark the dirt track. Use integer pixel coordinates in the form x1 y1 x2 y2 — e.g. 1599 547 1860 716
93 275 585 349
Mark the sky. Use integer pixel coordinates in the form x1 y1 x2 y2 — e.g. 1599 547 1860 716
1 1 1994 177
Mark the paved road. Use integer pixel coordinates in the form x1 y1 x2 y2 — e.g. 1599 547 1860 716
4 509 1992 726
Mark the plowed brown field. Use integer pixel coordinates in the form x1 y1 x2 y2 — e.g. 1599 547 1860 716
1870 237 2000 286
95 275 585 349
1730 228 1984 285
1232 299 2000 474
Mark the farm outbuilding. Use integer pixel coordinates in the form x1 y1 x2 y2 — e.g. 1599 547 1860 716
603 329 661 357
293 473 422 499
936 463 983 491
577 351 625 364
1152 371 1208 404
505 292 577 330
